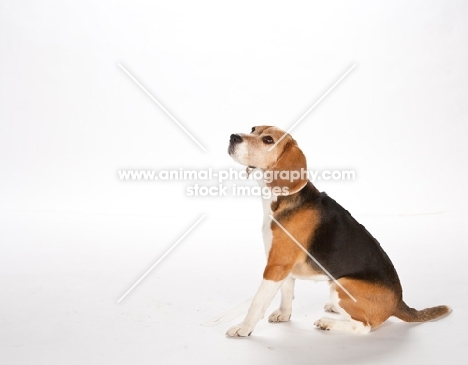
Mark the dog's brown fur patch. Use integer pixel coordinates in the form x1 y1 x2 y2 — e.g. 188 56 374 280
264 209 320 281
333 278 399 328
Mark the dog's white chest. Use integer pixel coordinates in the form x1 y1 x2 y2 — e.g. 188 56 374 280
257 175 276 257
261 196 274 257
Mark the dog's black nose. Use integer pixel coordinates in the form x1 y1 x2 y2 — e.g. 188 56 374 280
230 134 243 144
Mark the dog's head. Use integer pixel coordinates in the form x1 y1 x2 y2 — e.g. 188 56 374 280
228 126 308 195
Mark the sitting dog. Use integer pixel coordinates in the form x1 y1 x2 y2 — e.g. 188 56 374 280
226 125 451 337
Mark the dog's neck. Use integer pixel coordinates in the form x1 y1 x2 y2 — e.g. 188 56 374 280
248 167 309 197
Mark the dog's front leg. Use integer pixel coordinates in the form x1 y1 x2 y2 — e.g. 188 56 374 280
226 279 283 337
268 275 295 322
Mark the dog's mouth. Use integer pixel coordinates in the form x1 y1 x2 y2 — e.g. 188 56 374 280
246 166 255 177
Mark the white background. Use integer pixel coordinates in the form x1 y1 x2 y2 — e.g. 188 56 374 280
1 1 467 364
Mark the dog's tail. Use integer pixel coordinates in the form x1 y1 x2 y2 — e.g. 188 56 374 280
393 300 452 322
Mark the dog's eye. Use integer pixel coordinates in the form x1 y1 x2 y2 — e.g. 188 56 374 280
251 127 256 133
262 136 274 144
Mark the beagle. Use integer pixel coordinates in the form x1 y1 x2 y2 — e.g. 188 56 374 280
226 125 451 337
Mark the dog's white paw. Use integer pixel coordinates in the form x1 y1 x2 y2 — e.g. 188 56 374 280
314 317 334 331
268 309 291 323
324 302 339 313
226 323 254 338
314 317 371 334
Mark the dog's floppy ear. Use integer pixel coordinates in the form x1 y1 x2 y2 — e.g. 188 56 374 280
265 140 308 195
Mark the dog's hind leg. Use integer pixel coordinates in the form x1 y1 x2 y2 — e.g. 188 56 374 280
314 278 399 334
323 302 339 313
